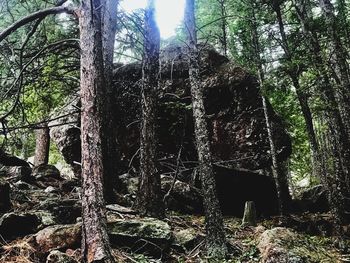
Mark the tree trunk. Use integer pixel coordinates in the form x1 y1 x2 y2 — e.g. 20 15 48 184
319 0 350 136
295 2 350 225
34 124 50 166
184 0 227 259
79 0 115 262
101 0 119 203
272 1 324 180
218 0 228 56
242 201 257 227
136 0 165 218
250 1 291 215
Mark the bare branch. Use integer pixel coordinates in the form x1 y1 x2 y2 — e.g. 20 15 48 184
0 6 75 43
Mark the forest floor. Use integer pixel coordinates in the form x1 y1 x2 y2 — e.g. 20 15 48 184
0 165 349 262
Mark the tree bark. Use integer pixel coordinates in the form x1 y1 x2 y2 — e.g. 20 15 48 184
136 0 165 218
79 0 115 262
101 0 120 203
250 0 291 215
272 0 324 180
295 2 350 225
318 0 350 136
34 124 50 166
185 0 227 259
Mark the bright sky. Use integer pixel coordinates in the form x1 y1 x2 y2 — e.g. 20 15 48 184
120 0 186 38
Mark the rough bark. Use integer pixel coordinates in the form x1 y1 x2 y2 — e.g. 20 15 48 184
79 0 115 262
217 0 228 56
135 0 165 218
272 1 324 180
101 0 119 203
185 0 227 259
241 201 257 226
319 0 350 136
295 2 350 225
250 1 291 215
34 125 50 166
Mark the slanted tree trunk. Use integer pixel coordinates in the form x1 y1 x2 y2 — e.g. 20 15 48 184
34 124 50 166
79 0 114 262
250 0 291 215
184 0 227 259
271 0 324 180
217 0 228 56
136 0 165 218
318 0 350 136
101 0 119 203
295 2 350 225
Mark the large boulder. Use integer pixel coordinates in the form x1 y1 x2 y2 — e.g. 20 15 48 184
107 217 172 255
0 212 41 240
50 96 81 176
299 185 329 213
52 44 291 174
114 44 291 172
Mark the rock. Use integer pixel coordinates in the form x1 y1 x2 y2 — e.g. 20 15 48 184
33 164 61 180
173 228 203 251
108 218 172 255
45 186 57 193
299 185 329 213
0 178 11 212
53 45 291 174
257 227 305 263
46 250 78 263
50 96 81 177
106 204 136 214
161 175 203 214
34 224 81 253
6 166 32 181
121 167 278 216
37 198 81 224
33 210 57 227
215 166 278 216
13 180 37 190
0 212 41 240
114 44 291 172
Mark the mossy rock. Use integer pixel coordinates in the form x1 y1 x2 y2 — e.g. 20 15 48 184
108 217 172 256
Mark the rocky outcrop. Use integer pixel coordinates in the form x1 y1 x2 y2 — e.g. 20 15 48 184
51 44 291 175
114 44 292 172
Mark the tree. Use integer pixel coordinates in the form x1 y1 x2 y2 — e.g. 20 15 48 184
34 124 50 166
249 0 291 214
79 0 115 261
269 0 324 181
101 0 120 203
136 0 165 218
294 1 350 225
184 0 227 259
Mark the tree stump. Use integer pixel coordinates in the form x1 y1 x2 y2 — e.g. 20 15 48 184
242 201 257 226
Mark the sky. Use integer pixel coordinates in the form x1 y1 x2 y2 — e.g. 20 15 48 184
120 0 186 38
